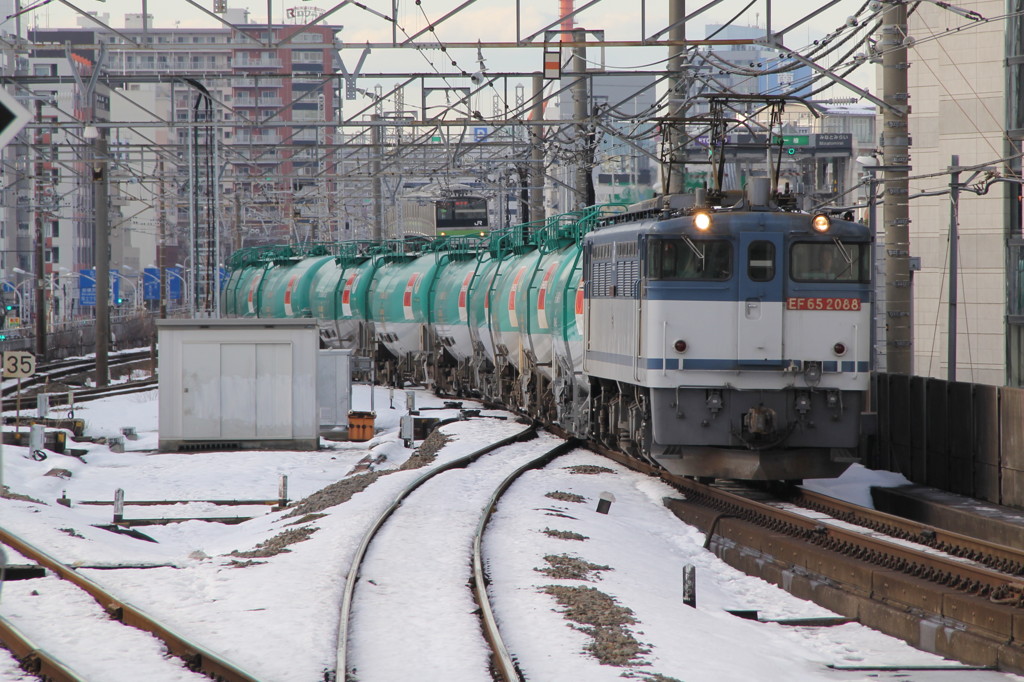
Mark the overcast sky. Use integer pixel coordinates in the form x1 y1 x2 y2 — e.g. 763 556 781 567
4 1 899 116
17 0 860 43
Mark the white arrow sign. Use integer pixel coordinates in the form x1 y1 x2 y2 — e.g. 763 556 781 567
0 86 31 151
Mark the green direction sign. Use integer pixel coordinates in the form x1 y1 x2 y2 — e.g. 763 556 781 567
770 135 809 146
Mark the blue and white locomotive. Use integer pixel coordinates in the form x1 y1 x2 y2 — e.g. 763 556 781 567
583 180 873 480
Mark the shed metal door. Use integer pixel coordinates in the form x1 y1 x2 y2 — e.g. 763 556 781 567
220 344 256 439
737 232 784 364
255 343 292 438
182 342 223 438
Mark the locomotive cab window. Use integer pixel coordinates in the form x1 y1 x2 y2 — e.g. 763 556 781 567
647 239 731 280
747 241 775 282
791 242 870 283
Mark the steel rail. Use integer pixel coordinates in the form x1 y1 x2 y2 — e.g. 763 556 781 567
0 615 85 682
334 420 537 679
671 477 1024 595
791 488 1024 577
0 527 262 681
471 439 578 682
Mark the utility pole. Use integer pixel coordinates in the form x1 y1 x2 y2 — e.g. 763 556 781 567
158 158 167 320
666 0 686 195
571 29 590 209
234 190 242 252
93 133 109 387
948 155 960 382
881 0 912 374
32 99 45 360
529 73 545 223
371 115 383 241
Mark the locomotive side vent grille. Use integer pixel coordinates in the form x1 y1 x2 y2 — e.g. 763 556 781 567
617 259 639 296
616 241 638 258
591 261 613 296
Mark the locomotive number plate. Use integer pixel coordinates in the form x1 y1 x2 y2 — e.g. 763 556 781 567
786 297 861 311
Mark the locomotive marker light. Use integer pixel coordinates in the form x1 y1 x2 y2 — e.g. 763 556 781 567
812 214 831 232
833 342 848 356
674 339 688 353
693 211 712 231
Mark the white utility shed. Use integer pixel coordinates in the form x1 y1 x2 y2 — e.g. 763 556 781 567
157 319 319 451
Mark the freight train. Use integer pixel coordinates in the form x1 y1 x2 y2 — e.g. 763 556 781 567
224 182 874 481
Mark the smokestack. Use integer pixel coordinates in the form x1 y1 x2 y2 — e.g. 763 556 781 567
560 0 574 41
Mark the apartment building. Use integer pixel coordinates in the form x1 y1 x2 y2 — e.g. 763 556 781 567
2 8 340 315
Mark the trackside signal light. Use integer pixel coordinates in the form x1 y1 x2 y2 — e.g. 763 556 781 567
812 214 830 232
693 211 712 231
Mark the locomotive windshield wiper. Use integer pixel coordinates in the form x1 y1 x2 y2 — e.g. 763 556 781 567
832 237 853 266
682 235 706 269
831 237 855 280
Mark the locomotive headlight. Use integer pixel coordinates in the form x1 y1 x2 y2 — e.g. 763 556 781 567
693 211 712 231
812 214 830 232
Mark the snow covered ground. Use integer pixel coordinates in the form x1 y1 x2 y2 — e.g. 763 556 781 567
1 384 1021 681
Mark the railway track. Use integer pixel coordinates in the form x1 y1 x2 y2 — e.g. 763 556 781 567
1 349 151 398
335 420 575 681
783 487 1024 585
660 475 1024 674
1 349 156 414
0 526 261 681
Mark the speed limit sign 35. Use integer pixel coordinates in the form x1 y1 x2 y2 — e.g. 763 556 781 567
3 351 35 378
